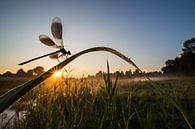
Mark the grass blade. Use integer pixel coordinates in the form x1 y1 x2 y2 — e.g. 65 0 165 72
0 46 139 113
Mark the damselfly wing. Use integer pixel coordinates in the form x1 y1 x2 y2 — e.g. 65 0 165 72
19 17 71 65
51 17 63 41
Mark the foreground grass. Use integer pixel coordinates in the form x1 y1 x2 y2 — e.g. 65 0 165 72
0 75 193 129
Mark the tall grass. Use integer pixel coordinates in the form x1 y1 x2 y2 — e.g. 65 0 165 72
2 63 194 129
0 47 139 113
0 46 194 129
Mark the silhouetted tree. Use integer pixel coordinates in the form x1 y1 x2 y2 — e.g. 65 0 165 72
182 38 195 54
95 71 103 78
16 69 26 77
125 69 132 77
133 69 141 77
113 71 120 77
33 66 44 75
162 38 195 75
26 69 34 77
92 69 162 79
120 71 125 77
2 71 14 77
161 59 177 74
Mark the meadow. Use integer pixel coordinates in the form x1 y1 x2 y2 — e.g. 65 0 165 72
0 71 194 129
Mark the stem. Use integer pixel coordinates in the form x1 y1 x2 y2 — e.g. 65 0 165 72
0 47 138 113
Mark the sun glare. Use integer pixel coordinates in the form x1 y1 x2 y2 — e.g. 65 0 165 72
53 71 62 77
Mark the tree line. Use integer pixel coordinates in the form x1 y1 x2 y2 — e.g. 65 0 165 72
88 69 162 79
1 38 194 78
89 37 195 78
1 66 44 77
161 38 195 75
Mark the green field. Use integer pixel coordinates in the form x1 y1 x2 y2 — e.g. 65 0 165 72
0 76 195 129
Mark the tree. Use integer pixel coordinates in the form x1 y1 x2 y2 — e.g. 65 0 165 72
2 71 14 77
119 71 125 77
182 38 195 54
125 69 132 77
95 71 103 78
33 66 44 75
26 69 34 77
16 69 26 77
113 71 120 77
162 38 195 75
161 59 177 74
133 69 141 76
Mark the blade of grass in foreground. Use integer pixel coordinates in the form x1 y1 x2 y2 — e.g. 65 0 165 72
0 47 192 129
0 47 138 113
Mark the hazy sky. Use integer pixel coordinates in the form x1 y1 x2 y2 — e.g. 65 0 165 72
0 0 195 77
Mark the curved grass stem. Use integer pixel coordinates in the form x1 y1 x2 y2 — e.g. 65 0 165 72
0 47 138 113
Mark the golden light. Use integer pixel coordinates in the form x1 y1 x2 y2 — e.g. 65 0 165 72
53 71 62 77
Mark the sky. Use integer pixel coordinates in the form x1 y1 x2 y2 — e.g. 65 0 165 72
0 0 195 77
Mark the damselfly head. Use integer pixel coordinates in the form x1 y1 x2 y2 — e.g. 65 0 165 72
67 51 71 55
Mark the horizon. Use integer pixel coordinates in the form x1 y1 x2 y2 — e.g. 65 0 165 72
0 66 162 76
0 0 195 77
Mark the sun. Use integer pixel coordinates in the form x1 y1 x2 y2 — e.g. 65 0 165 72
53 71 62 77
